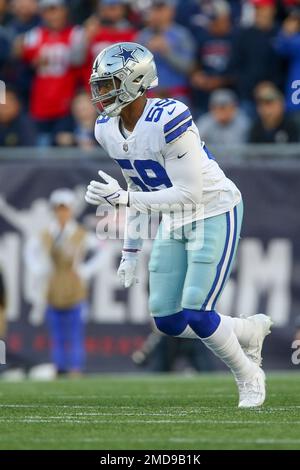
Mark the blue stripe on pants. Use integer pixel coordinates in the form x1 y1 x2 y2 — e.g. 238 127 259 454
201 205 238 311
211 206 238 310
201 211 231 311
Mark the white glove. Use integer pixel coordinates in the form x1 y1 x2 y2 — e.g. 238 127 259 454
117 250 139 288
85 170 128 207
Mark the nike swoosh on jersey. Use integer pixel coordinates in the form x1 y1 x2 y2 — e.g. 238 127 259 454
177 152 188 159
167 107 176 115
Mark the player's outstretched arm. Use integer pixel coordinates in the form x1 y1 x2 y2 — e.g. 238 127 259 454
85 130 203 212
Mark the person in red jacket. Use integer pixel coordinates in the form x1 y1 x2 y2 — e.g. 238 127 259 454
81 0 137 89
20 0 85 146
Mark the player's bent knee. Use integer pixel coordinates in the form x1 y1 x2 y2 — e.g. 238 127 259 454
182 286 206 310
149 291 181 317
149 294 167 316
153 311 188 336
185 308 221 338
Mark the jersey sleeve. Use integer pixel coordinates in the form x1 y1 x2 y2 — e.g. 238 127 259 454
126 100 202 214
160 100 193 152
122 206 148 251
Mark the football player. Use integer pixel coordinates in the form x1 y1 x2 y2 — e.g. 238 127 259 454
85 42 272 407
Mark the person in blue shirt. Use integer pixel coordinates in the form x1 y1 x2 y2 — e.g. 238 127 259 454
230 0 283 117
137 0 195 105
274 7 300 119
190 0 234 116
8 0 41 108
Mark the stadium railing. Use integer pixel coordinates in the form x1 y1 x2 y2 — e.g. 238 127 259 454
0 143 300 164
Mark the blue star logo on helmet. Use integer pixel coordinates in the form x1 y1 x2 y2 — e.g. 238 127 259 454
112 46 139 66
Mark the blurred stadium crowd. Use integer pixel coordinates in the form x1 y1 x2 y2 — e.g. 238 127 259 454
0 0 300 148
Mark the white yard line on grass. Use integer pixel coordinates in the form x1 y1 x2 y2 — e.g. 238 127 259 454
1 436 300 446
1 404 300 411
0 418 300 425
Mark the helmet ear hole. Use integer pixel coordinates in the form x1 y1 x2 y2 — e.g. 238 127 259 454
133 75 144 84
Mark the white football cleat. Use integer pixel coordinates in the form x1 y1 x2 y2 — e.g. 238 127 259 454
241 314 273 366
237 367 266 408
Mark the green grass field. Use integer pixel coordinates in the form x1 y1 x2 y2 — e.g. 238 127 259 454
0 373 299 450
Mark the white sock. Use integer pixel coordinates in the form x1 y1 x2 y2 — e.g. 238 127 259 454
176 325 200 339
219 314 255 348
200 316 256 381
155 315 257 379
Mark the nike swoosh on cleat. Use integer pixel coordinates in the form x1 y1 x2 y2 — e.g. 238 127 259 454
177 152 188 159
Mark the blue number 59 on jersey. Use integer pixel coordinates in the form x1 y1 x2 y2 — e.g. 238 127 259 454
116 159 172 192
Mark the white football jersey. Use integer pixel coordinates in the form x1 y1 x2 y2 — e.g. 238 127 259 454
94 98 241 219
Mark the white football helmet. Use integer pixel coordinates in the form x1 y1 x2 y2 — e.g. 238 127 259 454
90 42 158 117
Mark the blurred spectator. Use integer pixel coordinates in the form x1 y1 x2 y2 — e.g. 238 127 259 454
18 0 86 146
81 0 137 88
191 0 234 115
0 86 36 146
67 0 97 25
24 188 103 376
71 91 97 149
229 0 245 24
138 0 195 103
196 89 250 145
175 0 218 32
0 0 12 25
230 0 283 115
97 0 132 29
175 0 243 33
0 0 12 82
8 0 41 107
282 0 300 9
9 0 40 34
274 6 300 118
249 82 300 142
0 26 10 80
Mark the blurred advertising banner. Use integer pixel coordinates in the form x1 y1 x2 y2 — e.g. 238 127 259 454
0 156 298 372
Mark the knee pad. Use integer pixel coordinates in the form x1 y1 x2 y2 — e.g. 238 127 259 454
182 286 207 310
185 308 221 338
149 293 165 317
149 293 181 317
153 311 188 336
